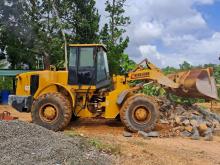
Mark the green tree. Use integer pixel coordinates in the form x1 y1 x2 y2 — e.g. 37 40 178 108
0 0 100 69
100 0 130 75
0 24 6 60
179 61 192 70
120 54 136 73
69 0 100 44
24 0 66 69
0 0 36 69
162 66 177 75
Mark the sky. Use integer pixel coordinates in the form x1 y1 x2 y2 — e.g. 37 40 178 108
96 0 220 68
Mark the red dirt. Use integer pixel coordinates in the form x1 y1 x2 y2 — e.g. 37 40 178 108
0 105 31 122
1 105 220 165
66 118 220 165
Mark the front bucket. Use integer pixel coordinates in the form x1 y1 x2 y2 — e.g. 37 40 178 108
168 68 219 100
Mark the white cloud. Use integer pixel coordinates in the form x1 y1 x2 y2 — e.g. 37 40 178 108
133 22 163 42
138 45 187 68
96 0 219 68
163 34 196 47
138 32 220 68
163 33 220 56
166 14 207 34
186 33 220 64
139 45 161 62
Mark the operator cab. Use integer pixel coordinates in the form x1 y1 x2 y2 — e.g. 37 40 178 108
68 44 111 89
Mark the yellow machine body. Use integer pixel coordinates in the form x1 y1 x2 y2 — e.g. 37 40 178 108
15 70 130 118
9 44 218 132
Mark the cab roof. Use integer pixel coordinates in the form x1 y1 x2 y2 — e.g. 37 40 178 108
69 44 107 51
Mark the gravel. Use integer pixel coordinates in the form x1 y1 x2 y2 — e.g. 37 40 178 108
0 120 112 165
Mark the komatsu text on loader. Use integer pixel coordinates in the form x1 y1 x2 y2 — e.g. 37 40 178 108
9 44 218 132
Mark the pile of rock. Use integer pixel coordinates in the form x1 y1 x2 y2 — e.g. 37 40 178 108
158 97 220 140
0 120 112 165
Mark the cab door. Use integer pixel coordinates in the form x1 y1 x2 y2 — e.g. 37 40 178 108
77 47 96 85
68 47 78 85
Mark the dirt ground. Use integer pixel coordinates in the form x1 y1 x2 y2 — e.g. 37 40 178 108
196 102 220 115
0 105 31 122
1 105 220 165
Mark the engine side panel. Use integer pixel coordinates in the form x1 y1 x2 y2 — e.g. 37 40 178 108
104 76 129 118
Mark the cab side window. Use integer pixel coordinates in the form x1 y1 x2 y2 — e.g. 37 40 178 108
69 48 77 67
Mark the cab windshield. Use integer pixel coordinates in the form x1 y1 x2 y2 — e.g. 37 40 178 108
68 46 109 85
69 47 95 67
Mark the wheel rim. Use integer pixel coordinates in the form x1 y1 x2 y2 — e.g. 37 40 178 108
39 104 58 123
133 106 151 124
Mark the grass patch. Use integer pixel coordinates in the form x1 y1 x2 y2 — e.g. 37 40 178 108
64 131 121 155
89 138 121 155
64 130 82 137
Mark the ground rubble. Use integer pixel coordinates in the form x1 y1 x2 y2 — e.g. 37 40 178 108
0 120 113 165
156 97 220 140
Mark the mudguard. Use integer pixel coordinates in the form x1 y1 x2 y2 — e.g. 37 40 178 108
117 89 131 105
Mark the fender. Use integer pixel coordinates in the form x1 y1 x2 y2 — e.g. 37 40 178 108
117 89 131 105
117 85 144 105
34 83 75 107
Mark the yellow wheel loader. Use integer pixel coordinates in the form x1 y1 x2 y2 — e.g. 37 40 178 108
8 44 218 132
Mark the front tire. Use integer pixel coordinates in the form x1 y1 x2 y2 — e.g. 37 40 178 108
31 92 72 131
120 94 159 132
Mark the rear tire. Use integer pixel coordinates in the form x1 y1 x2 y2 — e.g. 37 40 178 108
31 92 72 131
120 94 159 132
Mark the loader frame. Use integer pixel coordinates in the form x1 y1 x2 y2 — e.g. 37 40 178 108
9 44 218 132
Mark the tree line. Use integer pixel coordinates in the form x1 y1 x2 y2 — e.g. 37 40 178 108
0 0 219 82
0 0 133 75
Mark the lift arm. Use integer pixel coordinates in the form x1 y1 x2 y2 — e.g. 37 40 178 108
127 59 179 88
127 59 218 100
